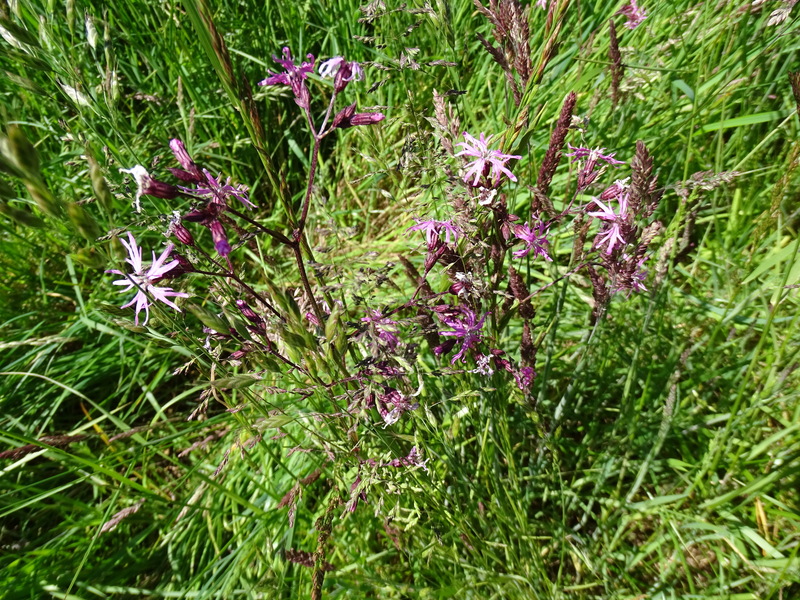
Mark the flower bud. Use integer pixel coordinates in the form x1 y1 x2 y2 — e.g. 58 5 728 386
169 139 204 182
171 221 195 245
331 103 357 129
350 112 385 126
209 220 231 256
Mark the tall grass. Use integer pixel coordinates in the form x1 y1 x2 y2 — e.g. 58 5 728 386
1 0 799 598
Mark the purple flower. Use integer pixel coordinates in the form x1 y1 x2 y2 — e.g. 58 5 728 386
361 310 401 350
513 366 535 391
435 305 487 363
384 447 430 472
107 233 189 325
565 145 625 166
613 254 649 296
512 222 552 261
566 145 625 191
629 256 648 293
375 388 418 426
407 218 460 248
191 169 255 209
587 194 629 254
258 47 315 87
258 47 315 109
455 132 521 188
617 0 647 29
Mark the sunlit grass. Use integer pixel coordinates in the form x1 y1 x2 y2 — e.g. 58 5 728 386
1 0 799 598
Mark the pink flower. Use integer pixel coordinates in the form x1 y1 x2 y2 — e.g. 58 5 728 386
455 132 521 187
566 145 625 190
587 194 629 254
258 48 315 109
565 145 625 166
407 218 460 248
435 305 487 363
107 233 189 325
384 447 430 472
617 0 647 29
361 310 401 350
191 169 255 209
318 56 364 92
512 223 552 261
258 47 315 87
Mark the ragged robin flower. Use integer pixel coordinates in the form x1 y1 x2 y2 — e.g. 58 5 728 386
107 232 189 325
455 132 521 188
434 305 488 364
407 218 461 249
258 47 315 109
512 222 552 261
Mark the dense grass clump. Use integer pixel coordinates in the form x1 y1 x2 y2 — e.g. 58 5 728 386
1 0 799 598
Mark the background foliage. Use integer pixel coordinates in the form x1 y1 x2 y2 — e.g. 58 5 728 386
1 0 799 598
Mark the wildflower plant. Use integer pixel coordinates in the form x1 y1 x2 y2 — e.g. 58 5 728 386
104 28 666 576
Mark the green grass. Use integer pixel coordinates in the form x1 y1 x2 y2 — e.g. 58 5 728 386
1 0 799 598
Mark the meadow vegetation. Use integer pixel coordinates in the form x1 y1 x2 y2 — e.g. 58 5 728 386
1 0 799 598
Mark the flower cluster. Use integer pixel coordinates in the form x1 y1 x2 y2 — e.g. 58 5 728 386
259 48 383 134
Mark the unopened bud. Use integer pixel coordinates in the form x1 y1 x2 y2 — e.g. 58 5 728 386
331 103 357 129
235 299 262 324
169 139 203 181
171 221 195 245
294 84 311 110
209 220 231 256
350 112 385 126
